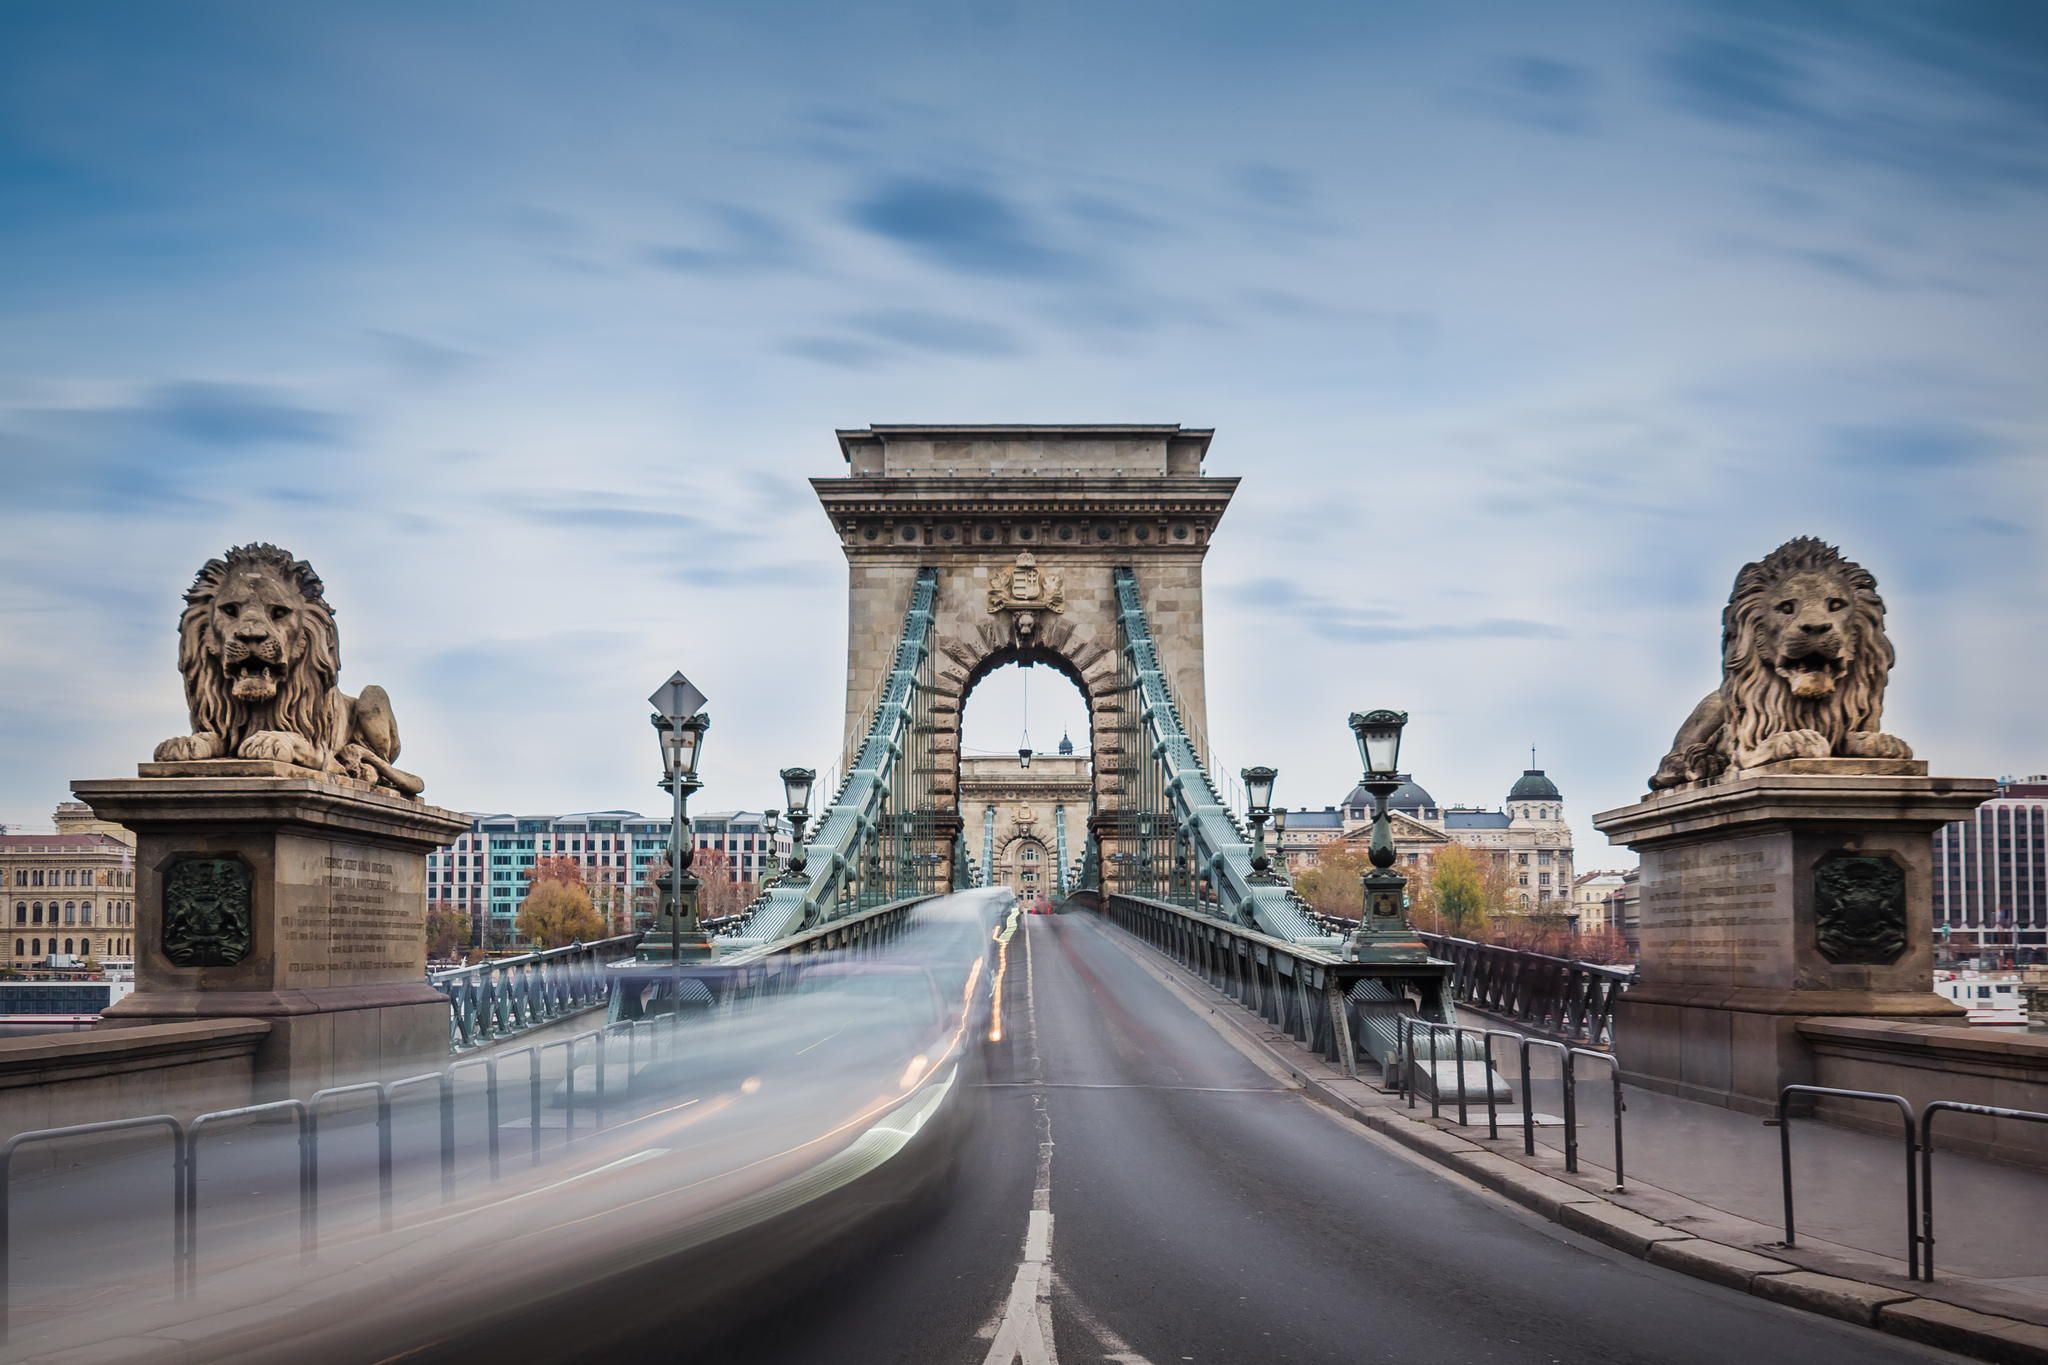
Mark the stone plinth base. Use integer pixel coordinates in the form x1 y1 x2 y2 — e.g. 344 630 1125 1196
74 763 469 1098
1616 984 1963 1114
1595 762 1994 1114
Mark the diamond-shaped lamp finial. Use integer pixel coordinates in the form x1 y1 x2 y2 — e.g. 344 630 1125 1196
650 671 707 721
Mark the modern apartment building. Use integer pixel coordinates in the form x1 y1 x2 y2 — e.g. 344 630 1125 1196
426 810 791 948
1934 774 2048 963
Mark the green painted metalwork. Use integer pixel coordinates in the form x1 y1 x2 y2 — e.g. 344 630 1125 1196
1053 803 1070 897
980 804 996 888
722 569 943 940
1105 568 1323 941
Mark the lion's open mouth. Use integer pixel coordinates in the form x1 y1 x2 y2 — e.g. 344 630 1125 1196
227 655 283 700
1775 649 1847 700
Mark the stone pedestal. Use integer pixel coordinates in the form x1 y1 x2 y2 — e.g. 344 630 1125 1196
73 762 470 1098
1593 761 1995 1114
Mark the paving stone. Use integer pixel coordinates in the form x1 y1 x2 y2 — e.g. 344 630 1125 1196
1750 1270 1917 1326
1878 1299 2048 1365
1558 1202 1694 1257
1645 1239 1799 1291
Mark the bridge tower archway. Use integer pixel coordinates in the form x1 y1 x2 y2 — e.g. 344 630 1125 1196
815 426 1238 887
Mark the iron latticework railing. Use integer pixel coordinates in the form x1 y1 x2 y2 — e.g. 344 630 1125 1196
430 934 641 1051
1418 932 1632 1046
1102 568 1320 940
721 568 944 940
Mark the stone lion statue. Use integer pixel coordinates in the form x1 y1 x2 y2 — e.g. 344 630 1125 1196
152 543 426 797
1649 536 1911 790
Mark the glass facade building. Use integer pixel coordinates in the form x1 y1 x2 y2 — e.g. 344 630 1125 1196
1934 776 2048 963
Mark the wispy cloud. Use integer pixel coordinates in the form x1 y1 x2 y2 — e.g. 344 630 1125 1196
844 308 1022 357
1464 54 1600 135
846 177 1085 278
644 204 804 275
142 382 343 447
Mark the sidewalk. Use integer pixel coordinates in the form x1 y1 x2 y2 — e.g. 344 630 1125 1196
1121 938 2048 1364
1492 1026 2048 1299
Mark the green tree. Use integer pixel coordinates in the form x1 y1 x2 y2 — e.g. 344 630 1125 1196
1425 844 1490 937
516 879 605 948
426 903 472 960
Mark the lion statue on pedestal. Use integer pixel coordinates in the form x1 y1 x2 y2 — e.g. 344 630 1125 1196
1649 537 1911 790
152 543 426 797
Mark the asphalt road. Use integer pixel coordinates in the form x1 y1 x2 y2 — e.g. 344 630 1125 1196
691 905 1961 1365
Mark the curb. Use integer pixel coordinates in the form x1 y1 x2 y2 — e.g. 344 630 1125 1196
1120 927 2048 1365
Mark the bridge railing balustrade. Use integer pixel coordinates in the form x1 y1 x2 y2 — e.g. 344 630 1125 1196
430 932 642 1052
1414 932 1631 1047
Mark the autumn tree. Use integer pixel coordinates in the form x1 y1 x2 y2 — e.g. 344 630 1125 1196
425 903 472 960
516 879 605 949
1419 844 1491 938
692 847 756 920
525 857 586 890
1287 841 1372 919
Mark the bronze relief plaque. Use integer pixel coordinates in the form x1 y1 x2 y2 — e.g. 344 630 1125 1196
1813 852 1907 965
162 856 254 967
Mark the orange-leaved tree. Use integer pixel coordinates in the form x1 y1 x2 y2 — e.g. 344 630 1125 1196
516 879 604 949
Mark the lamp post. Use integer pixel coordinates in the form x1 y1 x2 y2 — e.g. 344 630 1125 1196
1345 710 1428 964
1242 766 1276 879
1271 806 1288 876
761 809 780 883
779 768 815 884
644 672 714 964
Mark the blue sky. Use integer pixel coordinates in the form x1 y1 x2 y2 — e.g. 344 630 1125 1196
2 1 2044 863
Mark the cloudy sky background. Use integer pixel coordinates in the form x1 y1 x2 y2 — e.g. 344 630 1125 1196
3 0 2044 863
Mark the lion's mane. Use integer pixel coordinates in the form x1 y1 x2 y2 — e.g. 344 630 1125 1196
1718 536 1892 764
177 543 342 761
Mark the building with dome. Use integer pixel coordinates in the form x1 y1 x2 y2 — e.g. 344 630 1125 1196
1275 762 1576 914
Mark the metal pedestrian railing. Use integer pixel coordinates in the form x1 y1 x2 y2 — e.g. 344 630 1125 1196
1775 1085 1921 1280
430 933 642 1051
0 1012 670 1342
1416 932 1631 1046
1920 1101 2048 1279
0 892 937 1340
1396 1017 1626 1189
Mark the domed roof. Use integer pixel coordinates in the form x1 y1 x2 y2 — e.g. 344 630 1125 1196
1057 731 1075 755
1508 768 1561 803
1341 774 1435 812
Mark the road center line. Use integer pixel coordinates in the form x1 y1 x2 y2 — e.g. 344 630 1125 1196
978 911 1060 1365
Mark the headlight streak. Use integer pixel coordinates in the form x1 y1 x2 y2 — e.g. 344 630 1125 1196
987 905 1020 1043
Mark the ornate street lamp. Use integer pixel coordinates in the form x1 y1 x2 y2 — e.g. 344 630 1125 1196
761 809 780 882
644 672 713 964
1018 744 1033 770
1241 765 1276 878
779 767 816 881
1344 710 1427 963
1271 806 1288 875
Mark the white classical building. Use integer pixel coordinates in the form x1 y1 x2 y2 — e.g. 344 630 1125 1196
1277 764 1576 912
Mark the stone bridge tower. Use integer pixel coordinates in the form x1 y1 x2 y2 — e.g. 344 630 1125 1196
815 425 1236 856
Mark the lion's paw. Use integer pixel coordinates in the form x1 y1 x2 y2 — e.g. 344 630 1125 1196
1844 731 1913 760
1770 729 1832 761
154 733 223 762
238 731 310 765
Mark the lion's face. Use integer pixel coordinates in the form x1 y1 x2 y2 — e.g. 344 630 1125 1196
1752 568 1860 701
206 566 315 704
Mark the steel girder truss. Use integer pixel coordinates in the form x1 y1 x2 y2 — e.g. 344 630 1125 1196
1102 568 1324 942
724 568 943 941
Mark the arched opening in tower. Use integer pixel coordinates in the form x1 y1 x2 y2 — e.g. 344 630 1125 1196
958 653 1093 904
